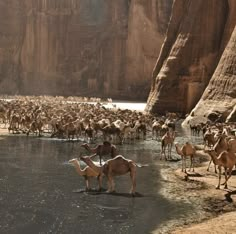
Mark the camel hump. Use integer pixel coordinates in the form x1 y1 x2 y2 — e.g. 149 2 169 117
114 155 126 159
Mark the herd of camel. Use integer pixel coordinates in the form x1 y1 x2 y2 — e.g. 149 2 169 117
0 95 236 194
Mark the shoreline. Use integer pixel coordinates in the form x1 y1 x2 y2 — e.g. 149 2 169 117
157 151 236 234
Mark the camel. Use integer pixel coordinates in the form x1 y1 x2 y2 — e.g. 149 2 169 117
81 141 118 165
160 130 176 160
207 134 229 173
175 142 196 172
228 138 236 153
80 155 146 195
203 130 216 149
152 120 162 140
204 148 236 189
68 158 99 191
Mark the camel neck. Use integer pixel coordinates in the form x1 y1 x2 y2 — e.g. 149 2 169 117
85 158 102 174
73 160 85 176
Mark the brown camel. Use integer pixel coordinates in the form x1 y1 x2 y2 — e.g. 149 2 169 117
80 155 146 195
175 142 196 172
203 130 216 149
207 134 228 173
68 158 99 191
81 141 118 165
204 148 236 189
161 130 176 160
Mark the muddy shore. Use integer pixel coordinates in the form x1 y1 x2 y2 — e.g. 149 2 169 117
155 149 236 234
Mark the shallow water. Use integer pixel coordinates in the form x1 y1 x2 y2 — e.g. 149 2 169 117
0 122 204 234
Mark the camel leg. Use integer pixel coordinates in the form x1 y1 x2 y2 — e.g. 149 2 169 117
160 146 164 160
97 175 103 191
216 166 222 189
207 159 212 171
106 173 114 193
130 165 136 194
222 167 233 189
85 179 89 191
169 144 172 160
214 165 217 174
182 156 184 172
192 156 195 172
184 157 187 173
189 155 194 172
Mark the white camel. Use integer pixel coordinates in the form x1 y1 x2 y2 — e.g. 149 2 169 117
68 158 99 191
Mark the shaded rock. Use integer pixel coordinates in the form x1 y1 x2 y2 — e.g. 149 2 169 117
146 0 235 117
184 24 236 125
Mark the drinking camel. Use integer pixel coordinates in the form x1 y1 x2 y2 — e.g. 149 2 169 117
68 158 99 191
80 155 146 195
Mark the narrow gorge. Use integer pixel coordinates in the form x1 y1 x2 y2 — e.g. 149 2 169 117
0 0 235 121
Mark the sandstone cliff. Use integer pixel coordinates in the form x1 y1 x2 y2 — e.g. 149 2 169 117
146 0 235 118
0 0 173 99
184 25 236 124
125 0 173 99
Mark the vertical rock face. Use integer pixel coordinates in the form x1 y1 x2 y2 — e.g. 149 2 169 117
184 25 236 124
0 0 173 99
146 0 233 114
125 0 173 99
0 1 25 94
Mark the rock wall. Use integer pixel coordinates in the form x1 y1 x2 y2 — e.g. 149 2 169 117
146 0 235 116
0 0 173 99
184 25 236 124
125 0 173 99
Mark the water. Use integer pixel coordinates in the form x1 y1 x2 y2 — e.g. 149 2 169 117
0 127 204 234
0 100 205 234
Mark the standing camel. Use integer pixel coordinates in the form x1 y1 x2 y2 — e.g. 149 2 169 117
81 141 118 165
175 142 196 172
204 148 236 189
80 155 146 195
207 134 228 173
68 158 99 191
160 131 176 160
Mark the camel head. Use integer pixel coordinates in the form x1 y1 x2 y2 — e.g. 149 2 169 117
79 155 90 163
68 158 78 164
174 142 179 147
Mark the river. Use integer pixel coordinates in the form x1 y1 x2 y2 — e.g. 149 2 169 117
0 122 206 234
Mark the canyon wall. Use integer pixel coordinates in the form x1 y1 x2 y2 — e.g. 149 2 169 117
0 0 173 99
125 0 173 99
146 0 236 119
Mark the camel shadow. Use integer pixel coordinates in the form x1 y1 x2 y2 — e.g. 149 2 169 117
224 190 236 203
73 188 144 198
186 172 204 177
166 158 181 162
